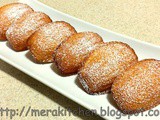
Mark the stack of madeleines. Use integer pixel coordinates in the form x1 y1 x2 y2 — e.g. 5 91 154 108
0 3 160 114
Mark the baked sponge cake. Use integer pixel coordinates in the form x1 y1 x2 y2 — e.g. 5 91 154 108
27 21 77 63
111 59 160 114
78 41 138 94
54 32 104 74
6 11 52 51
0 3 33 40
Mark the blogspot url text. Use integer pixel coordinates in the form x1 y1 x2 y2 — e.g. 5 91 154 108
0 106 159 119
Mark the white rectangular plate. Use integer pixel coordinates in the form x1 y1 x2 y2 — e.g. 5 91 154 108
0 0 160 120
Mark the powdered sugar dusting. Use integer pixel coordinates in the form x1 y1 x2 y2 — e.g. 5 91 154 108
78 72 110 95
5 4 33 21
67 32 102 55
0 3 33 39
112 59 160 113
54 32 104 73
36 22 76 51
78 41 138 94
6 12 52 51
29 21 77 63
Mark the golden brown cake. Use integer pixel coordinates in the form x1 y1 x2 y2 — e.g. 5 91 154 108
111 59 160 113
0 3 33 40
6 11 52 51
27 21 77 63
78 41 138 94
54 32 104 74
